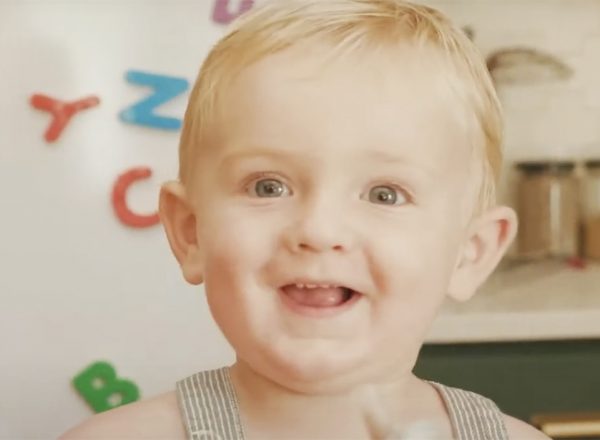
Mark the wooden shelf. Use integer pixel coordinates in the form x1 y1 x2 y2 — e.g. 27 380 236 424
426 261 600 344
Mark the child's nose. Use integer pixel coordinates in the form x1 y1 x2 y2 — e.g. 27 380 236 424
283 199 355 254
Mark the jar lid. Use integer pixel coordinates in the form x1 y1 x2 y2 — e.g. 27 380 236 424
516 161 575 174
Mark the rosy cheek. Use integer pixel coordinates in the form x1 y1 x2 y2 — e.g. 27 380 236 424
207 211 277 267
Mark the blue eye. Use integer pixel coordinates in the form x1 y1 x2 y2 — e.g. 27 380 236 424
368 185 407 205
251 178 290 198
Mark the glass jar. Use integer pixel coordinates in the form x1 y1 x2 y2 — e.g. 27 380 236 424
583 160 600 259
515 161 579 259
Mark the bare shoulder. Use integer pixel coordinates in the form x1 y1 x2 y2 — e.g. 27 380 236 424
59 391 186 439
503 414 551 439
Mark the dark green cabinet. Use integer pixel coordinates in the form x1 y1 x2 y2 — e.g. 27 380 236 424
414 340 600 424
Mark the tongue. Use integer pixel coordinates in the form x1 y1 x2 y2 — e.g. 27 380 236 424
283 286 350 308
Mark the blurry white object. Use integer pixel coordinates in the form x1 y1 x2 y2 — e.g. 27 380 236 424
362 387 446 439
390 420 447 439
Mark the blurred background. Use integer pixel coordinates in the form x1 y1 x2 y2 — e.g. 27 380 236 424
0 0 599 438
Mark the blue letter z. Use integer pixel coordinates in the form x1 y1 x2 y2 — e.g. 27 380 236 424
119 70 189 131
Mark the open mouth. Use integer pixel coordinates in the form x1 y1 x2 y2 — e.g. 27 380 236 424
279 283 361 316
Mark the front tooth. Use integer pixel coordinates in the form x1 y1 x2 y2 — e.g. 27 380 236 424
296 283 305 288
305 283 317 289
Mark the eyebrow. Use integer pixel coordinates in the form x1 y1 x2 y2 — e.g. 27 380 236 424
361 149 435 178
365 149 411 164
218 146 434 177
218 148 304 169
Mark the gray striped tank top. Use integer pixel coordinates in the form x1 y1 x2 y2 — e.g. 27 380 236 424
176 367 509 440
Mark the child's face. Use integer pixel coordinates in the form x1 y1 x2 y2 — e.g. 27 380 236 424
180 43 483 391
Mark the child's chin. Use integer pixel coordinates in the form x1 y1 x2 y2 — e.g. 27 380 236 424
280 370 369 395
258 347 371 393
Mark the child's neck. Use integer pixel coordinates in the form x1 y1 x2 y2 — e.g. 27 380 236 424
229 360 442 439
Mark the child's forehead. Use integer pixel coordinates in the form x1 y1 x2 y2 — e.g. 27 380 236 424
211 41 472 167
228 40 452 98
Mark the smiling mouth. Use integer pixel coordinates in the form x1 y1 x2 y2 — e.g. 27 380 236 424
279 283 361 317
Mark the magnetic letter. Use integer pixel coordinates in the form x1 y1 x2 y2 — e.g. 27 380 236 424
119 70 189 131
30 94 100 142
112 167 160 229
212 0 254 25
73 361 140 413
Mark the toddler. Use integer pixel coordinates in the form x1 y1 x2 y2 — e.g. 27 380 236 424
62 1 549 438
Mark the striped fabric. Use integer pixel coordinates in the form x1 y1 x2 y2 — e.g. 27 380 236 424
176 368 245 440
429 381 509 440
176 368 509 440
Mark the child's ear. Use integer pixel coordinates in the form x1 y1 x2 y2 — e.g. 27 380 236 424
447 206 518 302
159 181 204 285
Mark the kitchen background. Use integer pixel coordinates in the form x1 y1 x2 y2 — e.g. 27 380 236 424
0 0 599 438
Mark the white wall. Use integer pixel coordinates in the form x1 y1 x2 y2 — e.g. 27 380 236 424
1 0 599 438
0 1 235 437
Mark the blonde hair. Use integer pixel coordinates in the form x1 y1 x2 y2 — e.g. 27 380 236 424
179 0 503 211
